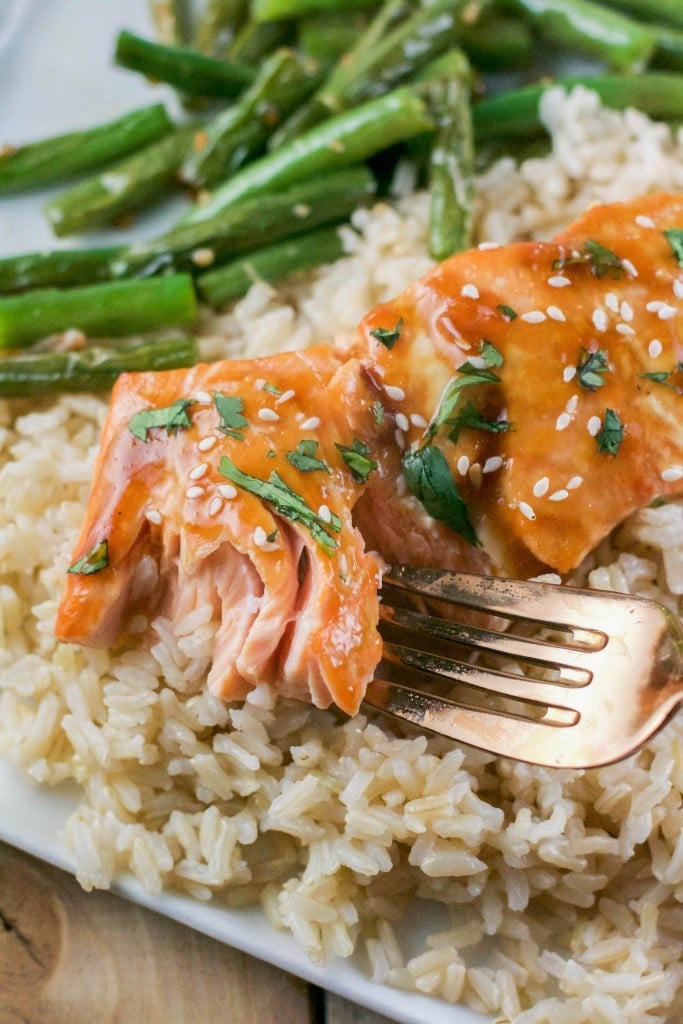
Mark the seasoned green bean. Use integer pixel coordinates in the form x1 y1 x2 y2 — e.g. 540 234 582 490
0 248 125 296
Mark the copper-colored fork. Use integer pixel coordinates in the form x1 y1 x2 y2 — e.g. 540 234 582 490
365 565 683 769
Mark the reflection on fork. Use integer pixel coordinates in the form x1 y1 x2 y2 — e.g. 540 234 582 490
365 565 683 770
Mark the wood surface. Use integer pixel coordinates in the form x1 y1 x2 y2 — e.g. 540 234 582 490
0 843 397 1024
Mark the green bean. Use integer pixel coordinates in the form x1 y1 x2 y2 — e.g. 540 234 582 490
197 226 345 306
458 10 535 70
0 336 199 398
473 72 683 141
0 248 125 296
192 0 249 55
506 0 655 71
180 85 434 227
114 29 256 99
0 104 173 195
181 48 322 189
116 166 376 277
44 124 198 237
651 25 683 73
226 16 292 63
0 275 197 350
252 0 379 20
598 0 683 30
296 15 369 67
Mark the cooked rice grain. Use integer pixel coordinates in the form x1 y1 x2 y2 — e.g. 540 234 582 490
1 88 683 1023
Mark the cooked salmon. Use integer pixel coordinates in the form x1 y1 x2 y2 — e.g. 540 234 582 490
56 192 683 712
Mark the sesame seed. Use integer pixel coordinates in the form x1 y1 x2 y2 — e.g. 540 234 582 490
258 408 280 422
673 278 683 300
253 526 268 547
188 463 208 481
186 486 204 499
566 476 583 490
276 389 296 405
519 501 536 521
394 428 406 449
395 412 409 432
563 366 577 383
549 489 569 502
318 504 332 522
565 394 578 415
483 456 503 474
469 462 482 488
460 283 479 299
621 258 638 277
465 355 488 369
616 323 635 337
547 305 566 322
619 301 633 322
592 308 608 332
457 454 470 476
587 416 601 436
194 390 212 404
556 412 571 431
648 339 663 359
548 275 571 288
410 413 428 428
521 310 546 324
533 477 549 498
146 509 163 525
605 292 619 313
661 465 683 483
339 553 349 575
385 384 406 402
208 497 223 517
191 247 215 268
300 416 321 431
218 483 237 499
635 214 656 228
293 203 311 218
197 435 217 452
646 300 676 319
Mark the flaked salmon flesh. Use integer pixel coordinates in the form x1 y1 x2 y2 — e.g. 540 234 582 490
56 192 683 714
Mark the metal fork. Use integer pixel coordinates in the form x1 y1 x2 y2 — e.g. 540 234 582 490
364 565 683 769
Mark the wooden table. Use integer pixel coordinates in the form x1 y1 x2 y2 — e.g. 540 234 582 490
0 843 398 1024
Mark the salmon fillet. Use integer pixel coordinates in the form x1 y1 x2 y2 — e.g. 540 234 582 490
56 192 683 713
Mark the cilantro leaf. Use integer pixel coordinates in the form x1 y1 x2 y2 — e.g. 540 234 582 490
68 539 109 575
664 228 683 266
576 348 610 391
261 382 281 395
554 239 624 279
639 363 683 392
335 438 377 484
214 393 248 440
497 303 518 320
128 399 195 442
370 318 403 349
402 445 479 547
370 400 385 425
447 400 513 443
596 409 624 455
479 339 503 368
426 366 500 440
218 456 340 554
286 439 331 473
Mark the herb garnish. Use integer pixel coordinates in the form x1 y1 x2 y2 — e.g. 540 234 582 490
639 363 683 392
68 538 109 575
664 228 683 266
214 393 248 440
596 409 625 455
262 382 281 395
426 365 501 441
479 339 504 368
370 400 385 425
497 303 518 320
554 239 625 279
576 348 610 391
218 456 341 554
446 400 513 443
370 317 403 349
286 439 331 473
402 446 480 547
128 398 194 441
335 438 377 483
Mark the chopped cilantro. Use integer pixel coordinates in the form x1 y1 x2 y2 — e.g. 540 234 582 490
370 400 385 425
68 538 109 575
262 382 281 395
218 456 340 554
479 339 503 368
286 439 331 473
402 446 479 547
214 393 248 440
639 363 683 392
576 348 610 391
664 228 683 266
128 398 195 442
596 409 624 455
554 239 624 279
370 317 403 349
426 366 500 441
266 528 279 542
447 400 513 443
335 438 377 484
497 303 518 320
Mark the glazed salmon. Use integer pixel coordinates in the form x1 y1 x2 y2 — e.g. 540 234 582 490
56 192 683 713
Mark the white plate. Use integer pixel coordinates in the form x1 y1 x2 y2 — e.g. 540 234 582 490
0 4 487 1021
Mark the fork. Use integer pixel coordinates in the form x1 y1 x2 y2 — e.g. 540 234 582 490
364 565 683 769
